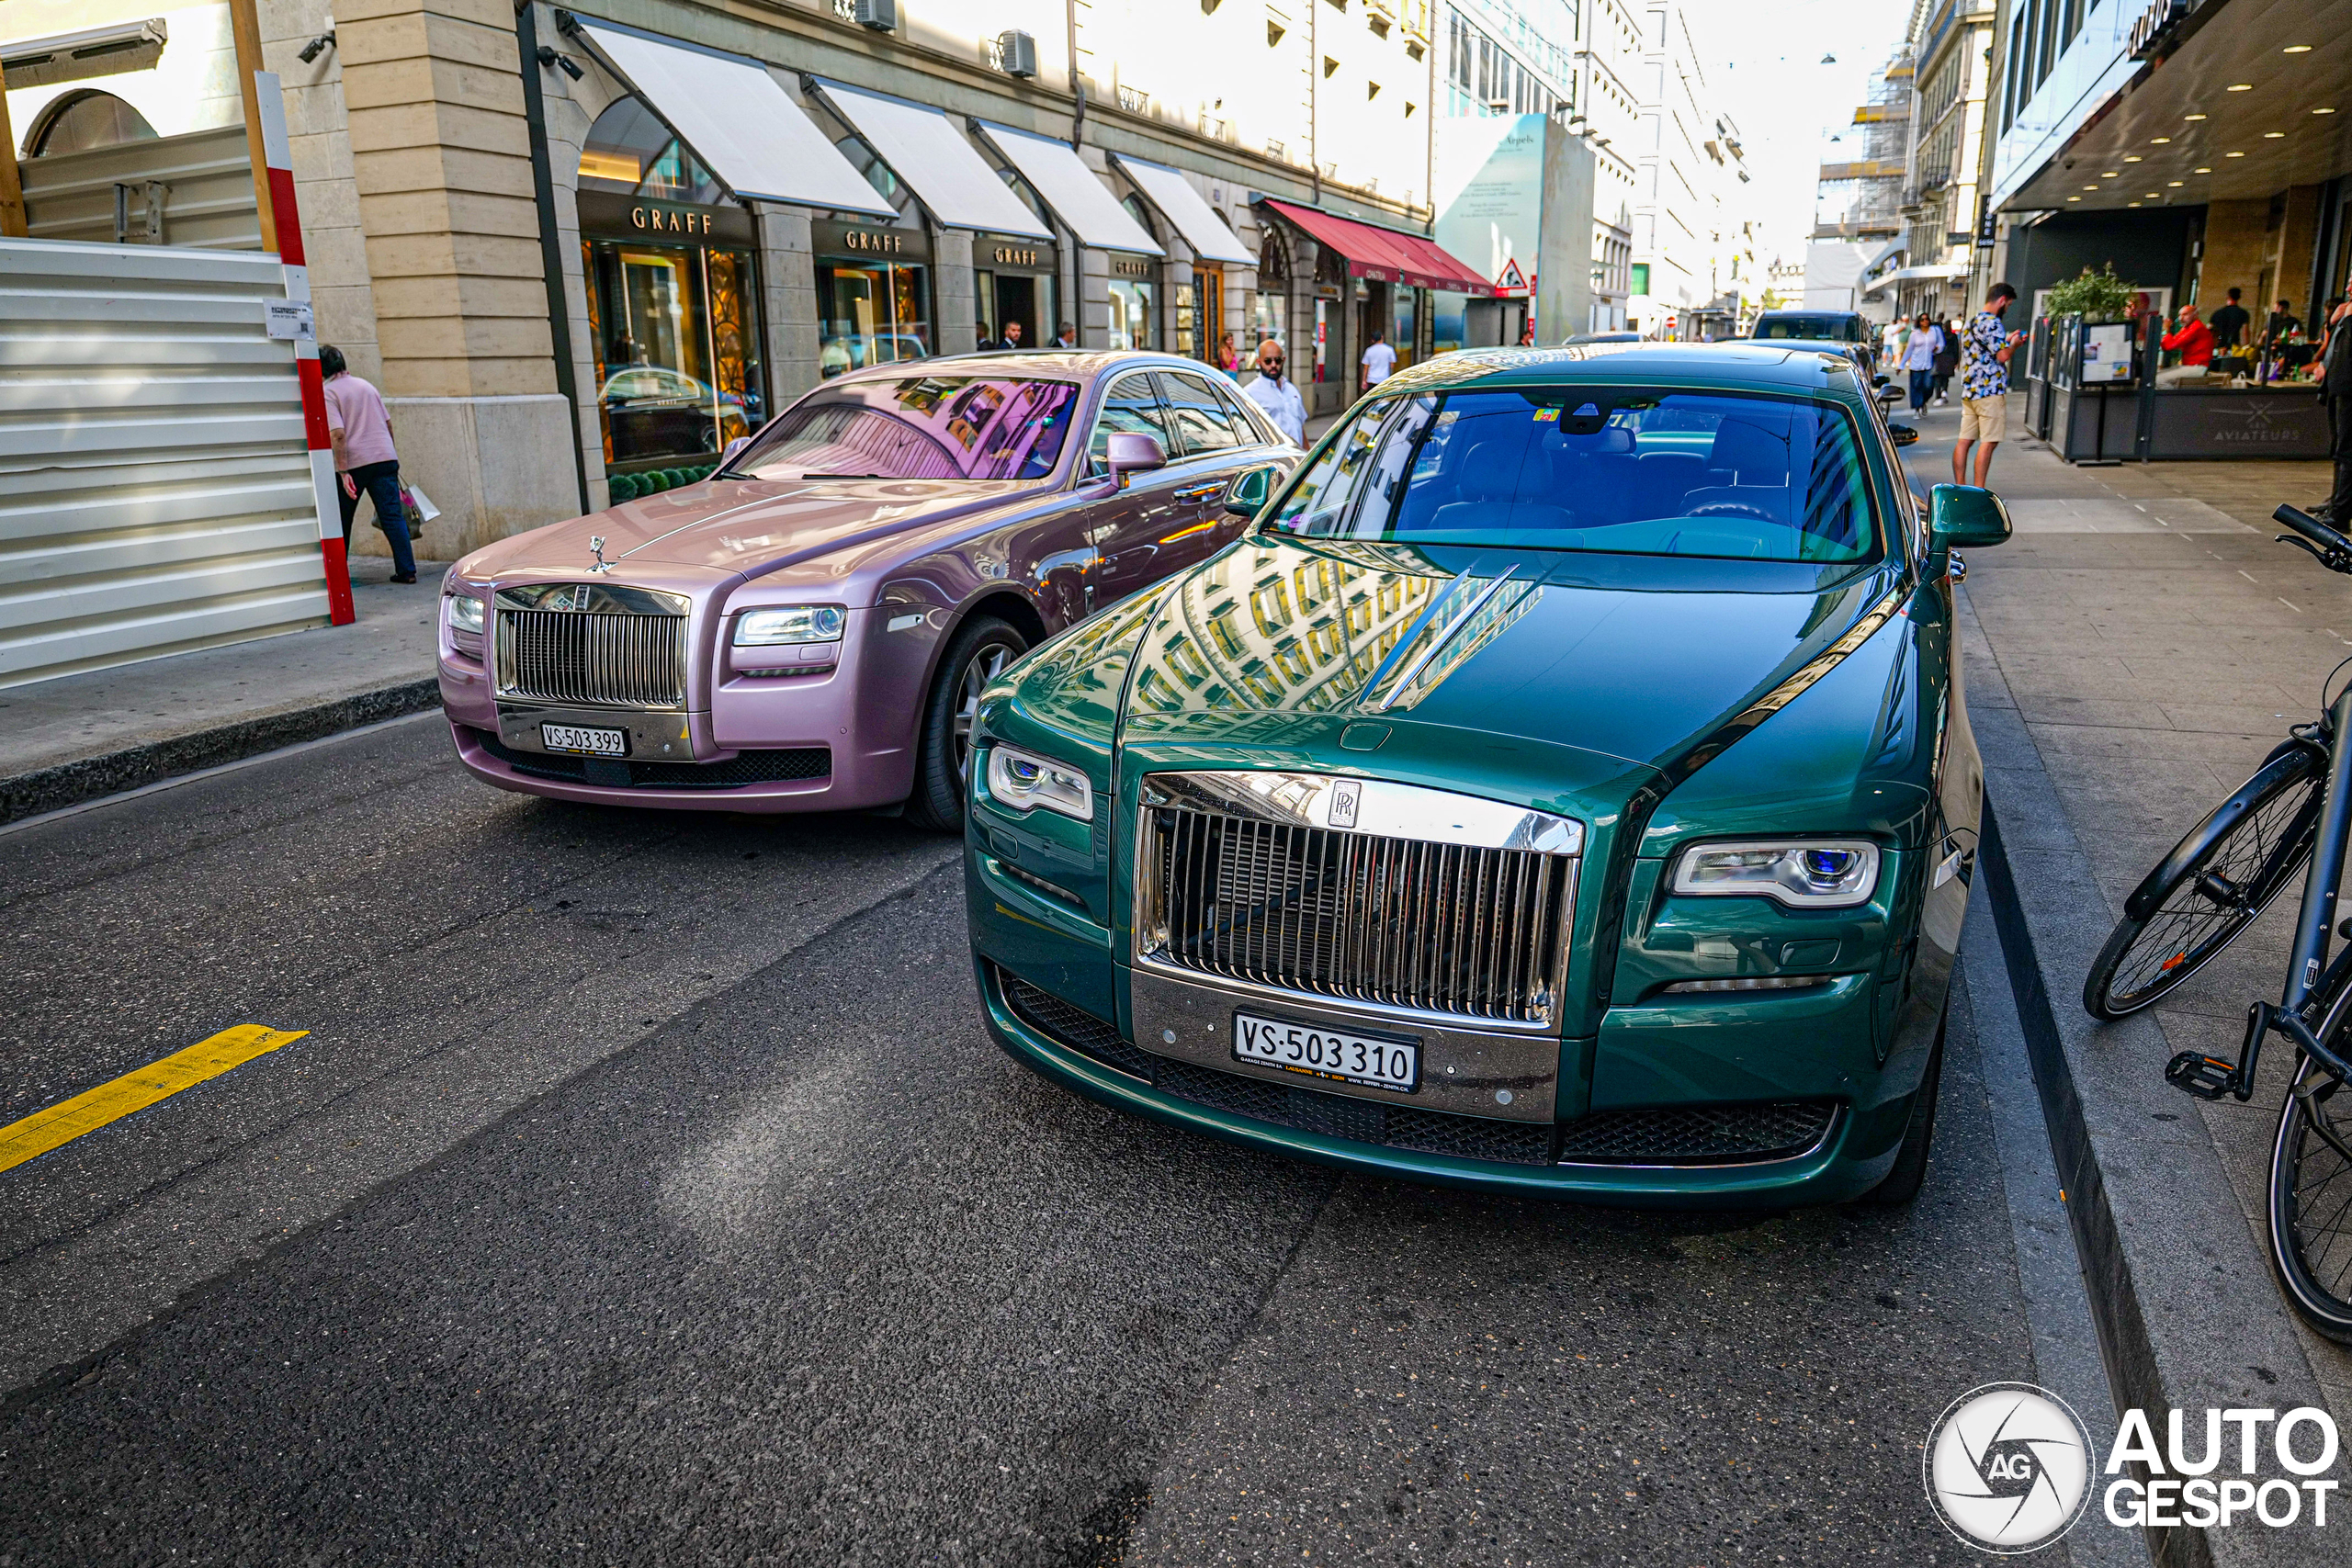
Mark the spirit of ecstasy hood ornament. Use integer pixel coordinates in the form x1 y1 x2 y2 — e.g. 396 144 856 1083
587 535 614 574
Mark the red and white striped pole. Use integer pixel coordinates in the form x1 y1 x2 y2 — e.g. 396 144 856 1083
254 70 355 626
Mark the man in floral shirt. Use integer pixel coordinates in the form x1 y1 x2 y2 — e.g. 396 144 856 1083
1951 283 2025 488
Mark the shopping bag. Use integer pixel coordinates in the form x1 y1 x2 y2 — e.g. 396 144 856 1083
396 483 439 532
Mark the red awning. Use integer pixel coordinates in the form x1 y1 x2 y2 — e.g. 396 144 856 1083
1257 199 1496 297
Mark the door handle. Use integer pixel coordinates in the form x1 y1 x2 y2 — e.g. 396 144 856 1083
1173 482 1225 503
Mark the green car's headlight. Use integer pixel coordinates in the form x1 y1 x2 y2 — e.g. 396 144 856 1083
1672 840 1880 908
734 606 844 646
443 592 485 636
984 743 1093 822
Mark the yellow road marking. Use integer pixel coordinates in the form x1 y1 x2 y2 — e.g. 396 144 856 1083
0 1025 308 1176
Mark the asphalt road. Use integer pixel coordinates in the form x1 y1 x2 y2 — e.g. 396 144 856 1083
0 715 2060 1564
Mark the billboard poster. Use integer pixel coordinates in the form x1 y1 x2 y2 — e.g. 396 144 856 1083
1436 114 1546 299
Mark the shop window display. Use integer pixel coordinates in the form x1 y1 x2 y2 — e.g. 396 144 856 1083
578 96 765 475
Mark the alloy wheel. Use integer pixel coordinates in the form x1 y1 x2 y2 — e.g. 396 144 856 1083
952 643 1012 785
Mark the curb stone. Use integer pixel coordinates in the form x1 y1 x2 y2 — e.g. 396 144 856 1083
0 678 441 827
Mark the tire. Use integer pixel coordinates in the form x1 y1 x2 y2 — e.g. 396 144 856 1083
2083 744 2323 1020
2268 1065 2352 1343
904 615 1027 833
2267 967 2352 1343
1859 1006 1946 1207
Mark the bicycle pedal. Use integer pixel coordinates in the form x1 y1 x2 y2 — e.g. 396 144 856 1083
2165 1052 2239 1100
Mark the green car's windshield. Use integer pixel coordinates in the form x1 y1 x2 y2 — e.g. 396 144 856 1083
1263 389 1883 564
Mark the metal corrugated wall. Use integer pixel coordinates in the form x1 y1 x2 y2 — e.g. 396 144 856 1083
0 239 329 689
20 125 265 251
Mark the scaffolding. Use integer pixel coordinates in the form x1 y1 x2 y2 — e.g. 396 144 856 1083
1812 50 1911 241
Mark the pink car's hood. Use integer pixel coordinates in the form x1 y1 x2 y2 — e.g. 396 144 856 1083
460 476 1048 593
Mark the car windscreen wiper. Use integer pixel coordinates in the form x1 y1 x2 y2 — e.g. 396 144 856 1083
797 472 886 479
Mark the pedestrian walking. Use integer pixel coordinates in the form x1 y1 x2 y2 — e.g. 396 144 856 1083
1361 329 1396 389
2315 297 2352 523
321 345 416 584
1883 315 1912 370
1242 338 1307 446
1951 283 2025 489
1930 314 1960 403
2209 287 2251 354
999 320 1025 351
1055 321 1077 348
1902 314 1939 415
1216 332 1239 373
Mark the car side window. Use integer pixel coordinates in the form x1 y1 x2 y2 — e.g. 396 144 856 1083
1208 378 1272 447
1156 370 1246 457
1087 371 1172 468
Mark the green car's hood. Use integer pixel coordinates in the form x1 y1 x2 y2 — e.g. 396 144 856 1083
1118 536 1900 783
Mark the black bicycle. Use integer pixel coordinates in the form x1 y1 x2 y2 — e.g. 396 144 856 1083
2082 505 2352 1342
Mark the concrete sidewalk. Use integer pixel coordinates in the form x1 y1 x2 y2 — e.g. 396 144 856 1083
1904 400 2352 1505
0 567 446 826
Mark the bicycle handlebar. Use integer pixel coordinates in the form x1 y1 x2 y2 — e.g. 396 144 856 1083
2276 504 2352 563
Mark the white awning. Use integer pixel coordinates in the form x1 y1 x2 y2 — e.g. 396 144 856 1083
1108 154 1254 265
1862 263 1969 296
570 22 894 218
971 121 1160 255
808 79 1053 239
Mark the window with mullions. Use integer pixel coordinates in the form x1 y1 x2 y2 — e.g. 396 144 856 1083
578 96 725 204
1264 389 1882 564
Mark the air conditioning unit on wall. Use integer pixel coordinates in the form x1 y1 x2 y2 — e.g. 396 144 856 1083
998 29 1038 78
854 0 897 32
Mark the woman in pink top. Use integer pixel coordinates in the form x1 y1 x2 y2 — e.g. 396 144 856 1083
320 345 416 582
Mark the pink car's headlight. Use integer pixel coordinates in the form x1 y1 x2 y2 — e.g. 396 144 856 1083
734 606 843 646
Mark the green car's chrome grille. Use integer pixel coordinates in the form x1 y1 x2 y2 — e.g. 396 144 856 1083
1138 804 1574 1027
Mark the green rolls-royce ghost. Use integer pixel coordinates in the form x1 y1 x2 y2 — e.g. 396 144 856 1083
960 344 2010 1207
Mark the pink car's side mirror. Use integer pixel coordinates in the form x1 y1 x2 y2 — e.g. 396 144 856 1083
1103 432 1166 487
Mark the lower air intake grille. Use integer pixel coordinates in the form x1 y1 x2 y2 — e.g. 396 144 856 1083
1555 1101 1837 1165
1001 975 1159 1080
995 965 1555 1168
475 731 830 788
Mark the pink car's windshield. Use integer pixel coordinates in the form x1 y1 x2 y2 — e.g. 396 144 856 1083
729 376 1081 481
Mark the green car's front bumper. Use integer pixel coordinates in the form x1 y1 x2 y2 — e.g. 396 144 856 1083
970 900 1924 1211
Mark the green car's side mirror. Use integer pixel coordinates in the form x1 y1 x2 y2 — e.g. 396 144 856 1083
1225 465 1275 519
1887 423 1919 446
1929 483 2013 549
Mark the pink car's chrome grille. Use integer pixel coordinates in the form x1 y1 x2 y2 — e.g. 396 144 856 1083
1142 806 1574 1027
495 609 686 709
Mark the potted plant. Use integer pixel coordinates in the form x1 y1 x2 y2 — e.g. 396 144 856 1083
2045 265 2137 321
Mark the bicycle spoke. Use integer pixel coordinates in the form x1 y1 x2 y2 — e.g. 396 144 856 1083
2097 771 2319 1011
2290 1094 2352 1300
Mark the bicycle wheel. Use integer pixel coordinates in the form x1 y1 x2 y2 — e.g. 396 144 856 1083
2083 744 2323 1020
2268 1061 2352 1343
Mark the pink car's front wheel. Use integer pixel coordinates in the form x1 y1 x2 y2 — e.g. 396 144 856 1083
905 615 1027 832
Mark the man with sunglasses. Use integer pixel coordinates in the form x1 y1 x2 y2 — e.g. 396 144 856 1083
1242 336 1307 446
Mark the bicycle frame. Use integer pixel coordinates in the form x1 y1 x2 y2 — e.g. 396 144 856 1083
2283 685 2352 1018
2169 686 2352 1110
2232 686 2352 1128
